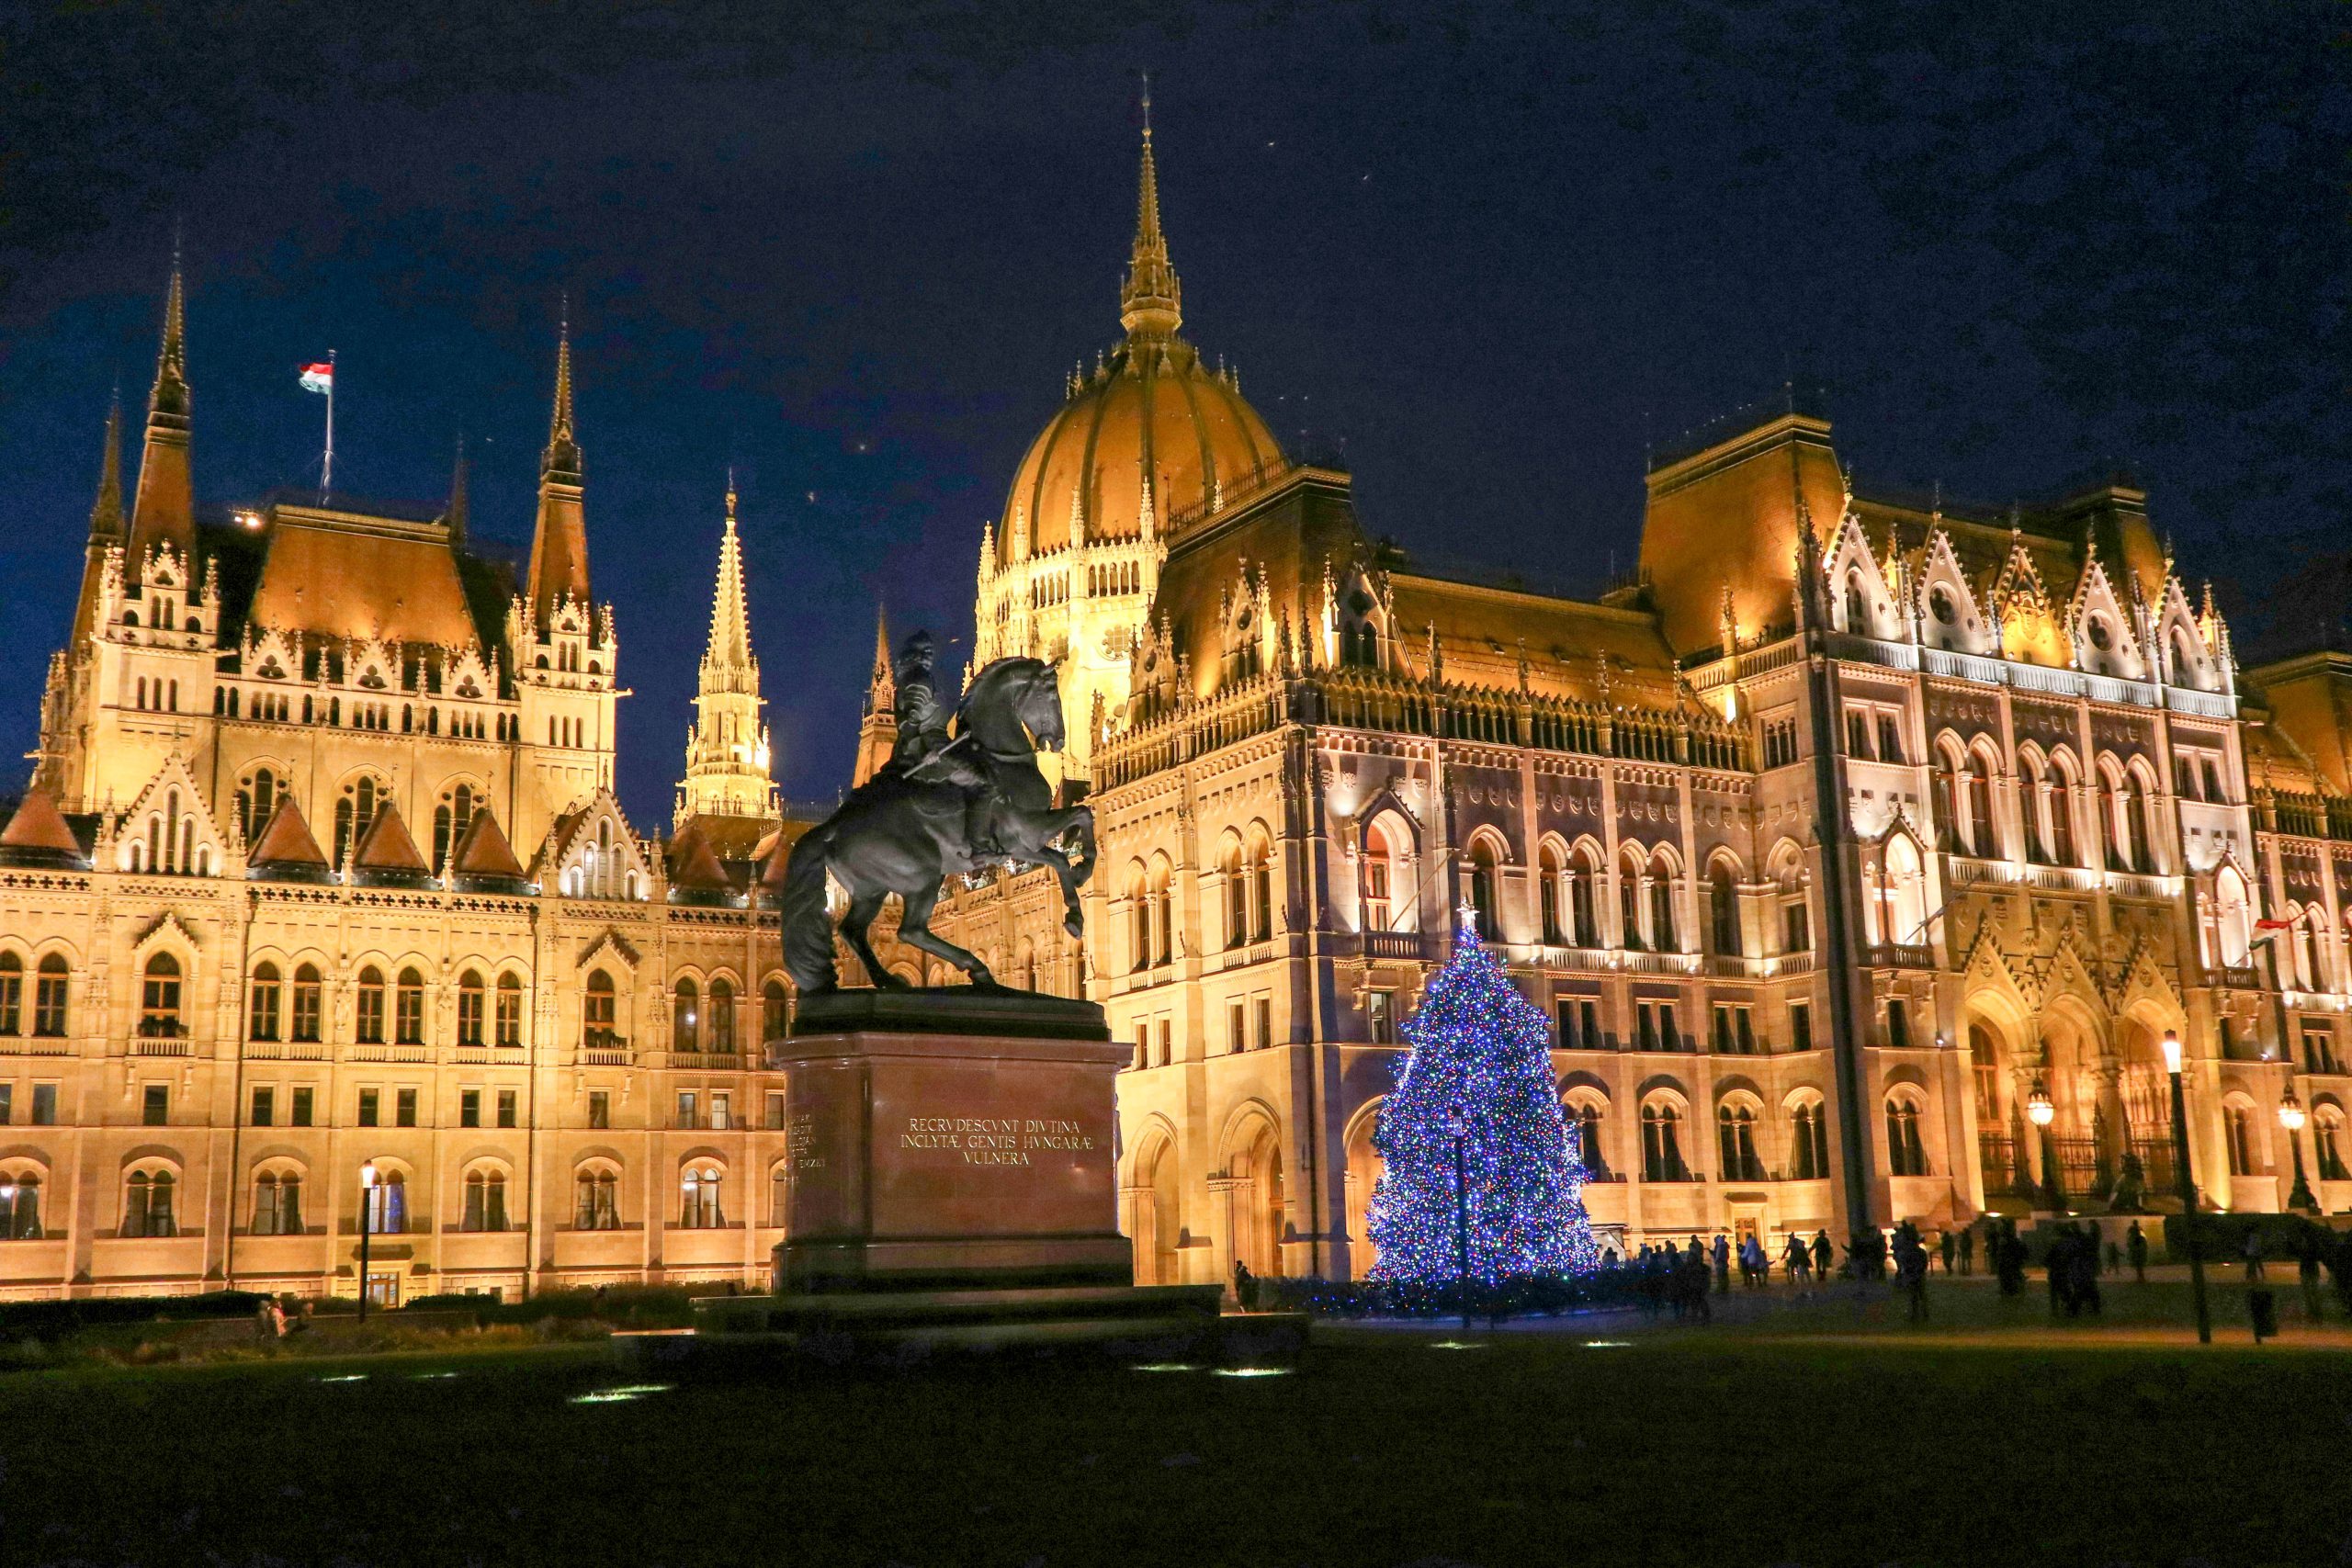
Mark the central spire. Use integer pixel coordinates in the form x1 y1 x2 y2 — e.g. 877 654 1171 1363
677 476 775 826
1119 83 1182 341
543 308 579 479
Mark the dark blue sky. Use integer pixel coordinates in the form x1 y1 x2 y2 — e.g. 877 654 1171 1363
2 3 2345 826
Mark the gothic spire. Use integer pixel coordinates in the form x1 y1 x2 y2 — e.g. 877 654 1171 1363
543 308 579 479
676 479 774 825
89 393 123 542
1119 84 1183 341
127 250 195 578
524 315 591 620
447 434 469 548
702 476 753 675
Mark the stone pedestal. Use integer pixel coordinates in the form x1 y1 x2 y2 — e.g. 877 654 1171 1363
770 989 1133 1293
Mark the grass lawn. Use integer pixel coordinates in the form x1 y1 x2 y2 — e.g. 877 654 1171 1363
2 1284 2346 1568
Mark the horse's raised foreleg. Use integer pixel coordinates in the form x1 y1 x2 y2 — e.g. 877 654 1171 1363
838 886 906 989
893 878 998 988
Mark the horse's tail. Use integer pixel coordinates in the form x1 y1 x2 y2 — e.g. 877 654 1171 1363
780 824 838 993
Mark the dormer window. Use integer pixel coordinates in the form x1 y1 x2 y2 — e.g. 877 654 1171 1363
1929 586 1957 626
2087 617 2112 652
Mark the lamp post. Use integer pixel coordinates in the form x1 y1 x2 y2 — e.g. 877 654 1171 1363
2026 1077 2065 1214
2279 1089 2318 1213
2162 1031 2211 1344
356 1160 378 1322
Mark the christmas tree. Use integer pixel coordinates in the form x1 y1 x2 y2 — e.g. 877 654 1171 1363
1366 905 1600 1281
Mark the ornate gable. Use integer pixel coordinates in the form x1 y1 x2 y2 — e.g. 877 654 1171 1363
2150 573 2221 693
1823 508 1899 639
115 753 226 875
2067 550 2146 680
1914 529 1991 655
544 784 652 901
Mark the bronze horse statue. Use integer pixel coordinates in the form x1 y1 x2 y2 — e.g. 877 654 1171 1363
781 655 1095 992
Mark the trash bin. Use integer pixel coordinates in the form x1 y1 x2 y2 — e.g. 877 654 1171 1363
2250 1287 2278 1343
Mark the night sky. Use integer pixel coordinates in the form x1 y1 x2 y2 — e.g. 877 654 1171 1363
2 4 2345 827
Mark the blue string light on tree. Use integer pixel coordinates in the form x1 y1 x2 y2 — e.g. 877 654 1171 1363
1366 902 1600 1281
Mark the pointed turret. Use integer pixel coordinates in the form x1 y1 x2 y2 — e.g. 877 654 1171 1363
71 397 126 649
0 790 85 866
1118 85 1182 341
853 606 899 788
524 316 590 622
674 478 776 826
448 807 526 886
127 255 195 581
353 802 430 878
447 434 469 548
247 795 329 874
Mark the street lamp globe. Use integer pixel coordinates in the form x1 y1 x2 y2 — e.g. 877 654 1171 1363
2278 1089 2306 1133
360 1160 379 1190
2160 1030 2183 1075
2026 1079 2056 1128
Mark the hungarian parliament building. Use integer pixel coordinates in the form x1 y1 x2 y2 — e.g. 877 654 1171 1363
2 124 2347 1304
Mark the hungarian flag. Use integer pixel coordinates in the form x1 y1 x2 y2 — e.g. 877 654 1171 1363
299 361 334 395
2256 917 2295 931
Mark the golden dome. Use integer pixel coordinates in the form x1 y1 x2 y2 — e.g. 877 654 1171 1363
995 119 1284 567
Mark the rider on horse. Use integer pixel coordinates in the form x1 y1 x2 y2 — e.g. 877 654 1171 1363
880 630 999 858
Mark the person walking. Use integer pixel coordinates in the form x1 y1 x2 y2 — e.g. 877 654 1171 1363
2243 1228 2266 1280
2126 1220 2148 1283
1897 1230 1929 1321
1811 1229 1834 1285
1232 1258 1257 1311
1939 1230 1955 1274
1711 1233 1731 1296
1783 1232 1811 1293
1957 1224 1975 1276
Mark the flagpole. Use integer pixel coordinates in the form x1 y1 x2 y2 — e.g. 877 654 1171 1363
321 349 335 501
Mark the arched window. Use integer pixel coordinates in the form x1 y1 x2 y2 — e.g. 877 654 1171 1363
584 969 617 1046
1247 831 1273 943
364 1170 405 1234
394 968 425 1044
1709 861 1741 956
496 973 524 1046
2049 755 2080 866
1789 1099 1830 1180
1468 839 1500 941
1844 573 1870 634
355 966 386 1044
1363 819 1401 933
1641 1101 1688 1181
1127 864 1152 974
1221 838 1247 950
2314 1106 2348 1182
708 978 736 1054
1884 1094 1928 1177
2121 769 2154 873
248 962 282 1042
253 1171 303 1235
33 954 68 1037
1569 846 1600 948
673 977 700 1053
1716 1103 1762 1180
762 980 788 1043
139 953 184 1039
679 1168 723 1229
456 970 485 1046
575 1168 620 1230
123 1170 176 1237
1538 843 1566 945
2018 754 2050 863
462 1170 508 1232
1880 835 1927 951
2224 1101 2257 1177
1567 1100 1608 1179
1 1173 42 1238
770 1165 791 1228
237 767 279 843
1619 852 1645 952
1648 854 1679 954
2212 869 2253 970
334 775 386 866
291 964 323 1043
432 782 478 872
0 953 22 1036
1965 750 1996 857
1148 860 1174 967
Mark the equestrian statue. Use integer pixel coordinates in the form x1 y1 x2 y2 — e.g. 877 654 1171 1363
781 632 1096 994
